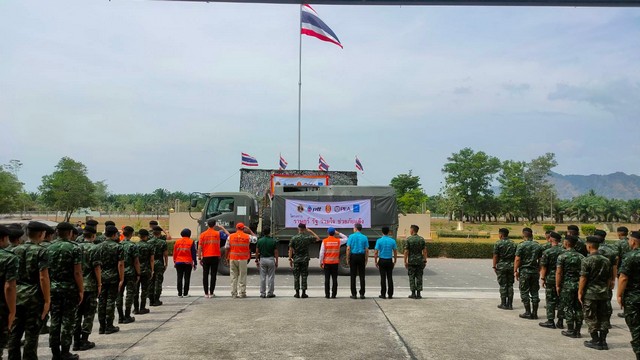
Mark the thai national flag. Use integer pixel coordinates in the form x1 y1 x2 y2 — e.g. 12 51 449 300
318 155 329 172
279 154 288 170
355 157 364 172
241 153 259 167
301 4 343 49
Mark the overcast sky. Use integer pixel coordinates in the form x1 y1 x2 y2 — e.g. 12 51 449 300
1 0 639 195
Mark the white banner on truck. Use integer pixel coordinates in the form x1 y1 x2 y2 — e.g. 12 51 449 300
284 199 372 228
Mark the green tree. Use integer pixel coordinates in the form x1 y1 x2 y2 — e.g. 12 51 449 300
389 171 427 214
39 157 96 221
0 167 24 213
498 160 528 222
442 148 501 222
628 199 640 223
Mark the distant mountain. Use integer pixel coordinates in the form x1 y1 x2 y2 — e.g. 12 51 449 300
550 172 640 200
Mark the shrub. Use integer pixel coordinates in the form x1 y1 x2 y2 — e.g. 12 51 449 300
542 225 556 232
426 242 494 259
581 225 597 236
166 240 176 256
509 235 546 240
436 231 490 239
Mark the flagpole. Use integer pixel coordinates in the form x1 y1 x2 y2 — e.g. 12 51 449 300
297 4 302 170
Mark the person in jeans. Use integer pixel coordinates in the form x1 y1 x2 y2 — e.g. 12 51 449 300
173 229 197 298
319 227 348 299
347 223 369 299
255 227 278 298
197 219 229 298
374 227 397 299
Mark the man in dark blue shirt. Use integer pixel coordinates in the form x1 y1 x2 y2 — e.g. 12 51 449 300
347 224 369 299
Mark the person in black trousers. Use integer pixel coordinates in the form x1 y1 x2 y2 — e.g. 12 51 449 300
347 224 369 299
173 229 197 298
374 227 398 299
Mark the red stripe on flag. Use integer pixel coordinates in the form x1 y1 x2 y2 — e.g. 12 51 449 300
301 29 343 49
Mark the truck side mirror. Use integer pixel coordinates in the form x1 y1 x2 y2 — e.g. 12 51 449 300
190 199 198 208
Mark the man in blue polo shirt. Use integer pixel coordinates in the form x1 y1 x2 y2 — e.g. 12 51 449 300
347 223 369 299
374 227 397 299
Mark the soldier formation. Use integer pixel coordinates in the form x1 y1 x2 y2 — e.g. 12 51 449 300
493 225 640 359
0 219 169 360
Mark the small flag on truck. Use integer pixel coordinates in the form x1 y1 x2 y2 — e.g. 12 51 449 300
355 157 364 172
241 153 259 167
279 154 288 170
318 155 329 171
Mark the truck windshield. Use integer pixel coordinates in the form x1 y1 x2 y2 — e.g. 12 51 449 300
206 197 235 218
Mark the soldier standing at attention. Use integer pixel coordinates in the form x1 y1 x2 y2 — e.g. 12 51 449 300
149 220 171 241
568 225 588 257
539 232 565 329
542 231 553 252
39 225 55 335
319 227 347 299
47 222 84 360
8 221 50 360
97 225 124 335
493 228 516 310
75 219 99 243
346 223 369 300
117 226 140 324
515 227 543 320
73 226 102 352
148 226 168 307
556 235 585 338
616 226 631 318
133 229 154 314
594 229 617 327
0 225 18 360
404 225 427 299
288 224 320 299
6 225 24 251
579 236 613 351
617 231 640 360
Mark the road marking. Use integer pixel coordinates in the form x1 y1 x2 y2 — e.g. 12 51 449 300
373 299 416 360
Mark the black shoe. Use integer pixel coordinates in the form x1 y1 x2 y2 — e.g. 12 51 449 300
584 332 602 350
133 309 140 315
408 291 416 299
138 308 150 314
575 324 582 338
519 303 532 319
121 316 135 324
506 296 514 310
77 340 95 351
267 294 276 298
360 295 366 299
302 293 309 299
497 297 507 309
416 291 422 299
294 292 300 298
600 331 609 350
325 295 330 299
350 295 358 299
60 352 79 360
531 303 539 319
556 319 564 329
539 320 556 329
561 330 576 338
331 294 337 299
98 327 105 335
379 295 386 299
105 325 120 334
260 294 266 298
388 295 393 299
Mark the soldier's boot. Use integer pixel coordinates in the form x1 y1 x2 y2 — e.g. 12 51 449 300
117 306 125 324
584 332 602 350
105 322 120 334
408 291 416 299
497 297 507 309
98 320 106 334
154 295 163 306
294 290 300 298
539 319 556 329
531 303 539 319
78 333 95 351
40 324 50 335
72 332 82 351
574 322 582 338
635 352 640 360
416 291 422 299
556 318 564 329
123 309 135 324
519 303 532 319
506 296 514 310
60 345 79 360
301 290 308 299
51 345 62 360
133 296 140 315
599 330 609 350
561 323 575 337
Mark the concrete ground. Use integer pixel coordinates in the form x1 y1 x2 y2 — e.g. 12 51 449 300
30 258 634 359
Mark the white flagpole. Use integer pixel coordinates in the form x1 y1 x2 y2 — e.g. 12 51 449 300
297 4 303 170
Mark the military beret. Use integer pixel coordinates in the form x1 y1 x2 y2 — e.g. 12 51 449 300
152 226 163 232
86 219 99 226
586 236 602 244
149 220 159 226
45 226 55 235
567 225 579 232
550 232 562 241
0 225 9 237
565 235 579 245
522 227 533 233
83 226 97 235
104 225 119 235
8 224 24 238
105 220 116 227
594 229 607 238
630 231 640 240
123 226 134 233
56 222 75 231
27 221 49 232
138 229 149 237
72 227 80 235
618 226 629 233
498 228 509 235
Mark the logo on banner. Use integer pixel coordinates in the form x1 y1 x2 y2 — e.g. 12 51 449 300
325 205 332 213
353 204 360 213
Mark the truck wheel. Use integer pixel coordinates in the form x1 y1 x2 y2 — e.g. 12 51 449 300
338 249 350 276
218 248 230 276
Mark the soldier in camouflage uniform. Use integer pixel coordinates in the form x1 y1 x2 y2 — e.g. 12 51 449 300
288 224 319 298
133 229 154 315
0 225 18 360
47 222 84 360
97 225 124 335
39 225 55 335
73 226 101 351
579 236 612 351
515 228 543 319
539 232 565 329
8 221 50 360
6 225 24 251
542 231 553 252
556 235 585 338
75 219 99 243
94 220 116 245
568 225 588 257
117 226 140 324
404 225 427 299
594 229 617 326
493 228 516 310
617 231 640 360
148 226 168 306
616 226 631 318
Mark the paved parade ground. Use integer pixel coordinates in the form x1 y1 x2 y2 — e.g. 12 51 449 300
34 258 633 359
